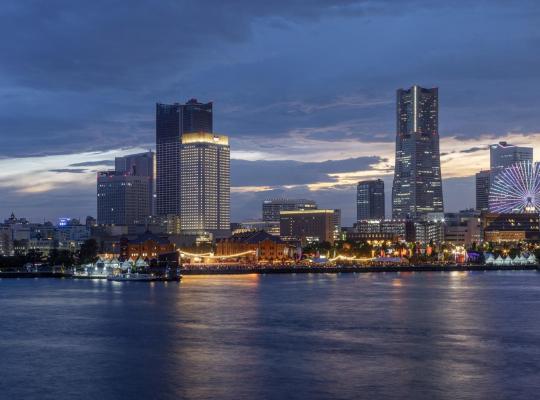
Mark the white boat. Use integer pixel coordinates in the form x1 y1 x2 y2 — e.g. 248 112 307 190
107 273 157 282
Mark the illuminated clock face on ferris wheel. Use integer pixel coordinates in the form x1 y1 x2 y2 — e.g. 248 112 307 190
489 161 540 213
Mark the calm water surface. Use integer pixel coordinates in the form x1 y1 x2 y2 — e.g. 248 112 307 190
1 272 540 400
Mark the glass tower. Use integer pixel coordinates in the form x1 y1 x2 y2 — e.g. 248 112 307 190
156 99 213 216
115 151 155 215
357 179 385 221
475 170 491 212
392 85 443 220
490 141 533 171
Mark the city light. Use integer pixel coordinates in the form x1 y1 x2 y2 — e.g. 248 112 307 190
178 249 257 259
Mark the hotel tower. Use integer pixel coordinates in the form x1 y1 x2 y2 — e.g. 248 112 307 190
392 85 443 220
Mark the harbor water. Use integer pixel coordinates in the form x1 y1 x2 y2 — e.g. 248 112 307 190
1 271 540 399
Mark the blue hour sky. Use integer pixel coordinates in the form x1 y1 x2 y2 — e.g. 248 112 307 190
1 0 540 224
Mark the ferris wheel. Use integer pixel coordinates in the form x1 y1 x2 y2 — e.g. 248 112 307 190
489 161 540 213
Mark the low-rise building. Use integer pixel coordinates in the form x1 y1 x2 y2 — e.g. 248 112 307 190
233 220 280 236
414 220 445 244
120 232 175 260
482 213 540 242
216 231 293 263
352 220 413 242
444 210 482 246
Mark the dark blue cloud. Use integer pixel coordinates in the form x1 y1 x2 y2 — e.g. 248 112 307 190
1 0 539 157
0 0 539 220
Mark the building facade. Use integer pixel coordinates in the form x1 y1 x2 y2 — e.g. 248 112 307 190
119 233 175 260
0 225 13 256
413 220 445 244
234 220 280 236
216 231 293 263
352 219 413 242
490 141 533 171
262 199 317 222
475 170 491 212
279 209 338 244
444 218 481 247
392 85 443 220
115 151 155 215
156 99 213 217
180 132 230 237
357 179 385 221
482 213 540 242
97 171 151 226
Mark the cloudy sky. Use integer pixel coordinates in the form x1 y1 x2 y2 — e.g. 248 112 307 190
1 0 540 224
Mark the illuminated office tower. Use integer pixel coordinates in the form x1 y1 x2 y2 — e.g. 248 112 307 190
262 199 317 222
156 99 213 216
392 85 443 220
115 151 155 215
490 141 533 170
357 179 385 221
97 172 150 226
180 132 230 238
475 170 491 212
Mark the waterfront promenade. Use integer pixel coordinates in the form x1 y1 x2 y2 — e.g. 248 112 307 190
0 263 538 278
180 264 539 275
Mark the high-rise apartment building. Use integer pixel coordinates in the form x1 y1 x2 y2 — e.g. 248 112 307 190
180 132 230 237
475 170 491 212
357 179 385 221
262 199 318 222
156 99 213 216
392 85 443 220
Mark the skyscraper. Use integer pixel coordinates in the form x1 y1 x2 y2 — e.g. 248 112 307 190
490 141 533 170
97 152 154 227
357 179 385 221
97 172 151 227
474 142 533 213
262 199 318 222
180 132 230 237
156 99 213 216
115 151 155 215
475 170 491 212
392 85 443 220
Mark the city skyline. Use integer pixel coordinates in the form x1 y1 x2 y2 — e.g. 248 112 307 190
1 1 540 223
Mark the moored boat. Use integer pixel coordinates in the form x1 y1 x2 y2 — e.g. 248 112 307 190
107 273 157 282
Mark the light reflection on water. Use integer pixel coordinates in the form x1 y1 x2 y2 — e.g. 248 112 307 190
1 272 540 400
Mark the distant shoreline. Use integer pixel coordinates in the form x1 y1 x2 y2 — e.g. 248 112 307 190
180 264 539 275
1 264 538 279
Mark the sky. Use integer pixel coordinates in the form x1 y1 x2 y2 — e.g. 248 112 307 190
1 0 540 225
